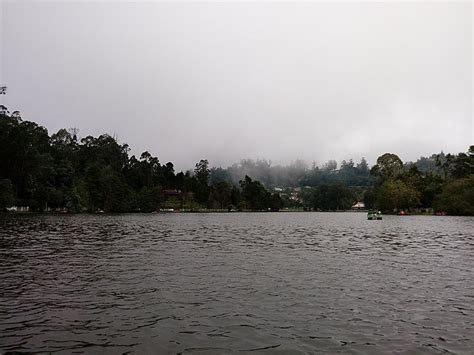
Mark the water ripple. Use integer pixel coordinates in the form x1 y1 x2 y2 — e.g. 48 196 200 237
1 212 473 353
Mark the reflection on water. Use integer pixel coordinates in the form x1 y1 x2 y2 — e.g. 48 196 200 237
1 213 473 354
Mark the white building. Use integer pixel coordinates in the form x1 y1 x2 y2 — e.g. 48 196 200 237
352 202 365 210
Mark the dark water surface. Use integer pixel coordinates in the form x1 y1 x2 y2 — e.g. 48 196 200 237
1 213 473 354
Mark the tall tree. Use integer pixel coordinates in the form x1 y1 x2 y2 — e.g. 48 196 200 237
376 180 420 212
434 176 474 216
370 153 403 181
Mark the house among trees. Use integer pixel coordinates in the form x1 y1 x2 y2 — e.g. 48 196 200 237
352 202 365 210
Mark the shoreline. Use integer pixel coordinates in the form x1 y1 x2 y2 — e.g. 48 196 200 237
0 210 459 216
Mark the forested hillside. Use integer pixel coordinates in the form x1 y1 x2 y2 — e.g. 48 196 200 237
0 108 472 214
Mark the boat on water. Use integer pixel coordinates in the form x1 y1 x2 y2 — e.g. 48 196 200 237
367 210 382 220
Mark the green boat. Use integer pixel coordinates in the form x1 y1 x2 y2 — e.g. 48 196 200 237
367 210 382 220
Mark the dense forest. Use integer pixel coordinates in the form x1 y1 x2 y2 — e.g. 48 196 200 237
0 107 472 215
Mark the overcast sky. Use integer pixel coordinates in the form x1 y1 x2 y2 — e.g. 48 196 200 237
1 1 472 171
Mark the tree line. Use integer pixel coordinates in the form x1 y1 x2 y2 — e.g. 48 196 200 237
0 108 283 212
0 107 472 215
363 151 473 215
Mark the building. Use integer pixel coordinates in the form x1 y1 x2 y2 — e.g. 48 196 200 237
352 202 365 210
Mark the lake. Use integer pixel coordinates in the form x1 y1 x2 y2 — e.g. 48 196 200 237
0 212 473 354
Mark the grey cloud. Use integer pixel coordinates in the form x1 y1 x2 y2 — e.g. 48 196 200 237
1 1 472 171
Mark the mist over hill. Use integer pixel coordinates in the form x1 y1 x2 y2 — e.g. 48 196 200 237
1 107 472 215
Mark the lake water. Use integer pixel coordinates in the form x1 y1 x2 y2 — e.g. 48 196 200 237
0 212 473 354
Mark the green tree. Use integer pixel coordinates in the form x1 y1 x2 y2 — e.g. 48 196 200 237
376 180 420 212
310 182 355 211
65 184 87 213
269 193 283 211
194 159 210 205
47 187 64 209
208 181 232 209
398 164 443 208
370 153 403 181
230 185 241 210
135 186 162 212
433 176 474 215
0 179 15 208
239 175 271 210
449 146 474 179
363 188 376 209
